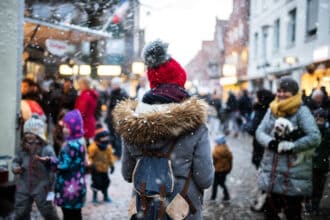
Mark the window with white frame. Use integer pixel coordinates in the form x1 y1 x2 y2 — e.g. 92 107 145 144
273 19 280 52
254 32 259 59
306 0 318 37
287 8 297 46
262 26 269 58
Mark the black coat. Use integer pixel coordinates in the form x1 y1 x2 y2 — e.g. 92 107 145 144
107 88 128 114
106 88 128 158
226 93 238 113
313 126 330 171
60 88 77 110
106 88 128 130
246 103 269 169
238 94 252 117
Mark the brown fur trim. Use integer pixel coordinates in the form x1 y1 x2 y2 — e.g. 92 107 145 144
112 97 208 146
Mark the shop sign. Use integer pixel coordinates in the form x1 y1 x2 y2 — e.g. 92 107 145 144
45 39 68 56
220 76 237 86
313 46 329 62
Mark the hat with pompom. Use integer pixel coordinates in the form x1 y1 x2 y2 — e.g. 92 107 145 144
142 40 187 89
23 115 47 142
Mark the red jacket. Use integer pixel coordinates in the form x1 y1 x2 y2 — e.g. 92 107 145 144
75 89 98 138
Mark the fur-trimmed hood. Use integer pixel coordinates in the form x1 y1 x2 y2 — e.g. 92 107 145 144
112 97 208 146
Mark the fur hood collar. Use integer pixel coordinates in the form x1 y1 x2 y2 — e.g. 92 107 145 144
112 97 208 146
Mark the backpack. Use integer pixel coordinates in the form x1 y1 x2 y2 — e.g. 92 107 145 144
129 142 196 220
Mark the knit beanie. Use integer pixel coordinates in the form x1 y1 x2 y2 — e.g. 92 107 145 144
313 108 328 119
142 40 187 89
278 76 299 95
94 127 109 143
215 135 226 145
23 116 47 142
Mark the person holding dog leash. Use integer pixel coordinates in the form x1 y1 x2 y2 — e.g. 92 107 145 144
256 76 321 220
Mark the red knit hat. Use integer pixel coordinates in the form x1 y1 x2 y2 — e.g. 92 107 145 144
143 40 187 89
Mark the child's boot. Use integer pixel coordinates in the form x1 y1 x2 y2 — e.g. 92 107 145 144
102 189 112 203
92 190 98 204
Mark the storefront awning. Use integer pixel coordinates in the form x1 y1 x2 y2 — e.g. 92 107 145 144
24 17 113 46
241 74 265 81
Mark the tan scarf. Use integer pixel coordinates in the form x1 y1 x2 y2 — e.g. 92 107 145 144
270 93 302 117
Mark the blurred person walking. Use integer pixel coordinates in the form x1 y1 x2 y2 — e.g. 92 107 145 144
105 77 128 159
75 77 99 146
60 79 77 111
223 91 239 137
52 110 67 156
245 89 275 169
136 76 148 102
210 136 233 202
47 81 63 124
238 89 253 122
311 108 330 214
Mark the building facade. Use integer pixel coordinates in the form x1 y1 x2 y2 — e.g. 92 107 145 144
221 0 250 98
185 19 227 94
248 0 330 95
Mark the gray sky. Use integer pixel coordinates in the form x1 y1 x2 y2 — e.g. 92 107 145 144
140 0 233 66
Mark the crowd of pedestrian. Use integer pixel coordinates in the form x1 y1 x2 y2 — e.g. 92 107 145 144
209 79 330 219
14 74 131 219
9 39 330 220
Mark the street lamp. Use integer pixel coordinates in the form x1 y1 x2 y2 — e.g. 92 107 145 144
284 56 298 65
59 64 73 75
79 65 91 75
222 64 237 77
59 64 91 76
97 65 122 76
132 61 145 75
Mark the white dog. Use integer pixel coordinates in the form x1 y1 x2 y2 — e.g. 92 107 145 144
274 117 295 138
273 117 314 165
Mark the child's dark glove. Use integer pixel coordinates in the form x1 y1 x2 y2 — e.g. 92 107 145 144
13 167 24 175
268 140 279 152
110 166 115 174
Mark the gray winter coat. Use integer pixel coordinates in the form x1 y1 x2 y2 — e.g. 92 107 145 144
256 105 321 196
113 97 214 220
12 144 59 220
12 144 56 196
